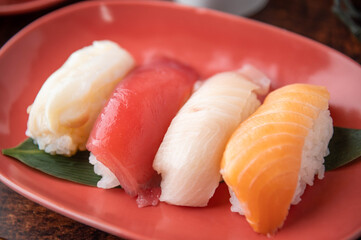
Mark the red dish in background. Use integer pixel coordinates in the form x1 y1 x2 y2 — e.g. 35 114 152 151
0 0 65 15
0 1 360 239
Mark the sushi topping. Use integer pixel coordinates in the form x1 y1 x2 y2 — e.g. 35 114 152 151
87 58 199 207
236 64 270 96
221 84 333 235
153 66 270 207
4 41 360 235
25 41 135 156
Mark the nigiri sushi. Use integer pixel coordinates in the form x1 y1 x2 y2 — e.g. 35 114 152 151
26 40 134 156
153 65 270 207
86 58 198 207
220 84 333 235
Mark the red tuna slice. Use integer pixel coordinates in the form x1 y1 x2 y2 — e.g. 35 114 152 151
87 58 198 207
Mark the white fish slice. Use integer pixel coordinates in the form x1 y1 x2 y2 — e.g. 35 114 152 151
26 40 135 156
153 65 270 207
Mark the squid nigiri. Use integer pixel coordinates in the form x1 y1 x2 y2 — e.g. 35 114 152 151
221 84 333 235
153 65 270 207
86 58 198 207
26 41 135 156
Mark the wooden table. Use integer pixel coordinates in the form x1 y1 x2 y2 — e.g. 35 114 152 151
0 0 360 239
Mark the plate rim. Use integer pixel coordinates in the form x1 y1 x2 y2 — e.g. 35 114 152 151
1 0 361 70
0 1 360 239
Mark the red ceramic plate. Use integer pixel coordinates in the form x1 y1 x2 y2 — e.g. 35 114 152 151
0 1 360 239
0 0 64 15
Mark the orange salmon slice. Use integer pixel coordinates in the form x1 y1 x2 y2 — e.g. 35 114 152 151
221 83 330 235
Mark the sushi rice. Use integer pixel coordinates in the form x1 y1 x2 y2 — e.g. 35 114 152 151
89 153 120 189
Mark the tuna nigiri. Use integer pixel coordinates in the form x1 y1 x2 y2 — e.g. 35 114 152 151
221 84 333 235
153 65 270 207
86 58 198 207
26 41 135 156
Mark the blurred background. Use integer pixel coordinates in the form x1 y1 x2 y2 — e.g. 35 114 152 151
0 0 360 239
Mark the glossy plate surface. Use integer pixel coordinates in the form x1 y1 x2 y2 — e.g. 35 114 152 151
0 1 360 239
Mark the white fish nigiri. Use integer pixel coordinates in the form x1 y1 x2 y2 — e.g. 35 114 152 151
26 40 135 156
153 65 270 207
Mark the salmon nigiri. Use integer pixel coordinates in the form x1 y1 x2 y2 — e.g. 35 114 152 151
153 65 270 207
221 84 333 235
86 58 198 207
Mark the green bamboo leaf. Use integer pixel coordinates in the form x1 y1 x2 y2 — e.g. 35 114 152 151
324 127 361 171
2 127 361 187
2 138 101 187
